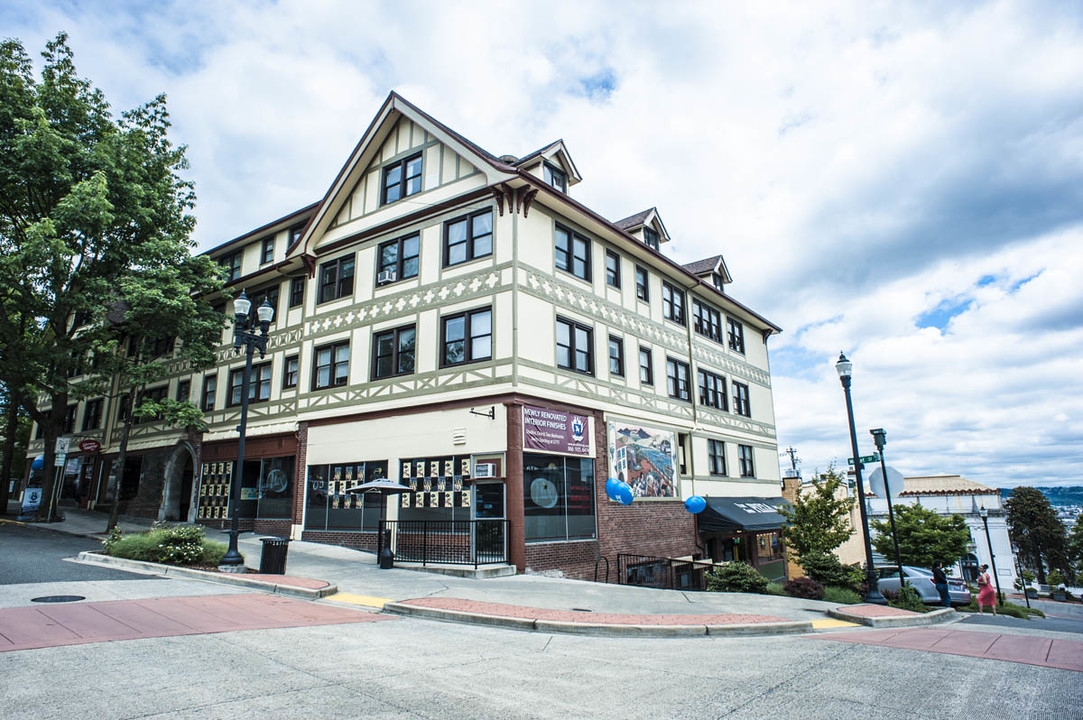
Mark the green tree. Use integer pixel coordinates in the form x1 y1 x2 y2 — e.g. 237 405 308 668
0 381 31 513
1068 515 1083 581
0 33 219 520
871 504 970 568
1006 487 1070 584
779 467 855 560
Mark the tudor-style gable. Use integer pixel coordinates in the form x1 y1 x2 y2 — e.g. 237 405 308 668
289 93 518 259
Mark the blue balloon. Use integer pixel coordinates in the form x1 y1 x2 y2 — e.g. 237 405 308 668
30 455 45 471
615 481 634 505
605 478 621 501
684 495 707 514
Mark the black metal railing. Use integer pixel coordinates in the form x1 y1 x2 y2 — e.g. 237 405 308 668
616 553 716 591
383 520 509 568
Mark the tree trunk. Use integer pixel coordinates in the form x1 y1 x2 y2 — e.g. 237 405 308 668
0 396 17 515
106 394 136 532
38 399 67 522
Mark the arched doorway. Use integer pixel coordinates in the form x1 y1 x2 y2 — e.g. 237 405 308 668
159 443 197 522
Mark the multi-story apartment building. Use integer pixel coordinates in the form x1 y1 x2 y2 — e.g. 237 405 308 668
29 93 784 579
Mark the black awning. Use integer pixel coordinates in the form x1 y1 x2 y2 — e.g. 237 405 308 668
698 496 790 534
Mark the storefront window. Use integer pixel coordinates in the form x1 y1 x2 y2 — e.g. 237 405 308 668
304 461 388 531
398 454 474 523
233 456 295 519
523 453 595 543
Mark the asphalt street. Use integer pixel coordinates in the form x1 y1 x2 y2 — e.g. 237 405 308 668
959 611 1083 635
0 523 152 584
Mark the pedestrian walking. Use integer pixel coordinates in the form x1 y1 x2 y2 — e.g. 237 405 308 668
976 563 997 615
932 561 951 608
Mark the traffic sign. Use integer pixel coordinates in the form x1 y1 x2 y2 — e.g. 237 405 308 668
847 453 879 466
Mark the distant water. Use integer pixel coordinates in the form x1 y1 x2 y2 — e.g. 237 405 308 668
1000 486 1083 509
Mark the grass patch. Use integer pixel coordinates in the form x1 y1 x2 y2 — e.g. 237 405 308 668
103 524 226 568
765 582 787 596
955 599 1044 619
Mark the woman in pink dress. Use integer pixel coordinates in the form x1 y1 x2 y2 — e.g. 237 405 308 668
976 563 997 615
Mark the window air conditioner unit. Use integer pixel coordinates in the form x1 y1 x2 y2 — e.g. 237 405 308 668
377 269 397 284
474 462 496 478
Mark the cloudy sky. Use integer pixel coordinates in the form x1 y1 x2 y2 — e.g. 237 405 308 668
4 1 1081 488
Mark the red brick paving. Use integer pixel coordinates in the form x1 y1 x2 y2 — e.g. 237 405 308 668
0 593 387 653
813 627 1083 672
841 604 921 618
397 597 787 626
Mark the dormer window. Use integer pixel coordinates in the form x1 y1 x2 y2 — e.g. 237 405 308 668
643 227 660 251
544 162 567 193
711 271 725 291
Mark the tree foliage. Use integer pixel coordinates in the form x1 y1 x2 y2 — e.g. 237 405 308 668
778 467 855 560
1069 515 1083 578
0 33 223 519
871 503 970 569
1006 487 1070 584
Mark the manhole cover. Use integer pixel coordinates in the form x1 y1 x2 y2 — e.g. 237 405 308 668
31 595 85 603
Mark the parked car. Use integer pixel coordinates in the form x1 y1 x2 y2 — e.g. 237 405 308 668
876 566 972 606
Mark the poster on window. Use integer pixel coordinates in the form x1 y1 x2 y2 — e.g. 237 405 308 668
607 421 677 498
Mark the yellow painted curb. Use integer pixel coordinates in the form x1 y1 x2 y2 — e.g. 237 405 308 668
325 592 392 609
0 518 27 527
811 618 859 629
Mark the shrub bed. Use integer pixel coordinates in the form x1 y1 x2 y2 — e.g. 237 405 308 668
822 585 861 605
706 562 768 594
784 576 825 600
103 524 227 567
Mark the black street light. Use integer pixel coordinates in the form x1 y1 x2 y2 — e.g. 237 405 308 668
219 291 274 572
978 506 1004 605
869 428 904 589
835 353 886 604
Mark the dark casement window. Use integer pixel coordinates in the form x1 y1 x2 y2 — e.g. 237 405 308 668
698 369 729 411
608 335 624 377
372 325 416 378
63 404 77 434
261 237 274 265
82 398 103 431
444 210 493 266
289 276 304 308
662 282 685 324
711 271 725 291
692 299 723 342
313 341 350 389
666 357 691 401
639 346 653 385
134 387 167 424
643 227 660 251
733 381 751 417
382 153 423 205
228 363 272 406
376 233 420 285
221 252 241 282
176 379 191 403
727 317 746 354
544 162 567 193
556 317 593 375
283 355 299 389
288 225 304 246
605 250 621 288
554 225 591 281
251 285 280 319
441 308 492 367
709 439 727 476
317 255 355 304
738 444 755 478
149 336 174 358
201 375 217 412
635 265 649 301
117 395 130 422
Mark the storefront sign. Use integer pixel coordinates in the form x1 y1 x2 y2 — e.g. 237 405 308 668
21 486 43 515
523 405 590 456
78 439 102 454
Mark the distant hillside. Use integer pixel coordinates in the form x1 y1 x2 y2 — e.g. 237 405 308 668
1000 486 1083 508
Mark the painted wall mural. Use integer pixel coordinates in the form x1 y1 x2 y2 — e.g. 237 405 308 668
607 421 677 498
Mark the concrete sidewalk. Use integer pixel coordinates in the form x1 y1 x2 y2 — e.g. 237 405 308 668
4 505 944 637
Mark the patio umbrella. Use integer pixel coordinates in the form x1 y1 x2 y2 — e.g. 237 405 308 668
347 480 413 567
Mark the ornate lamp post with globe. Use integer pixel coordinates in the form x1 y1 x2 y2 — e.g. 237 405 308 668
219 291 274 572
835 353 886 604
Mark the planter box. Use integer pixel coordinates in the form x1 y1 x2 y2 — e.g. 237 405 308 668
1026 588 1039 598
1052 592 1067 601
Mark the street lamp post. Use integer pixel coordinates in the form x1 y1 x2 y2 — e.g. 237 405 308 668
219 291 274 572
869 428 904 588
835 353 886 604
978 506 1003 605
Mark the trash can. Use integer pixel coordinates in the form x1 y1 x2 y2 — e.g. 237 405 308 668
259 537 290 574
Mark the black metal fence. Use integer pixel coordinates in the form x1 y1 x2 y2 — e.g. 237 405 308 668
616 553 715 591
383 520 509 568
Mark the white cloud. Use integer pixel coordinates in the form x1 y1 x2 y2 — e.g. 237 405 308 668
4 0 1081 486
